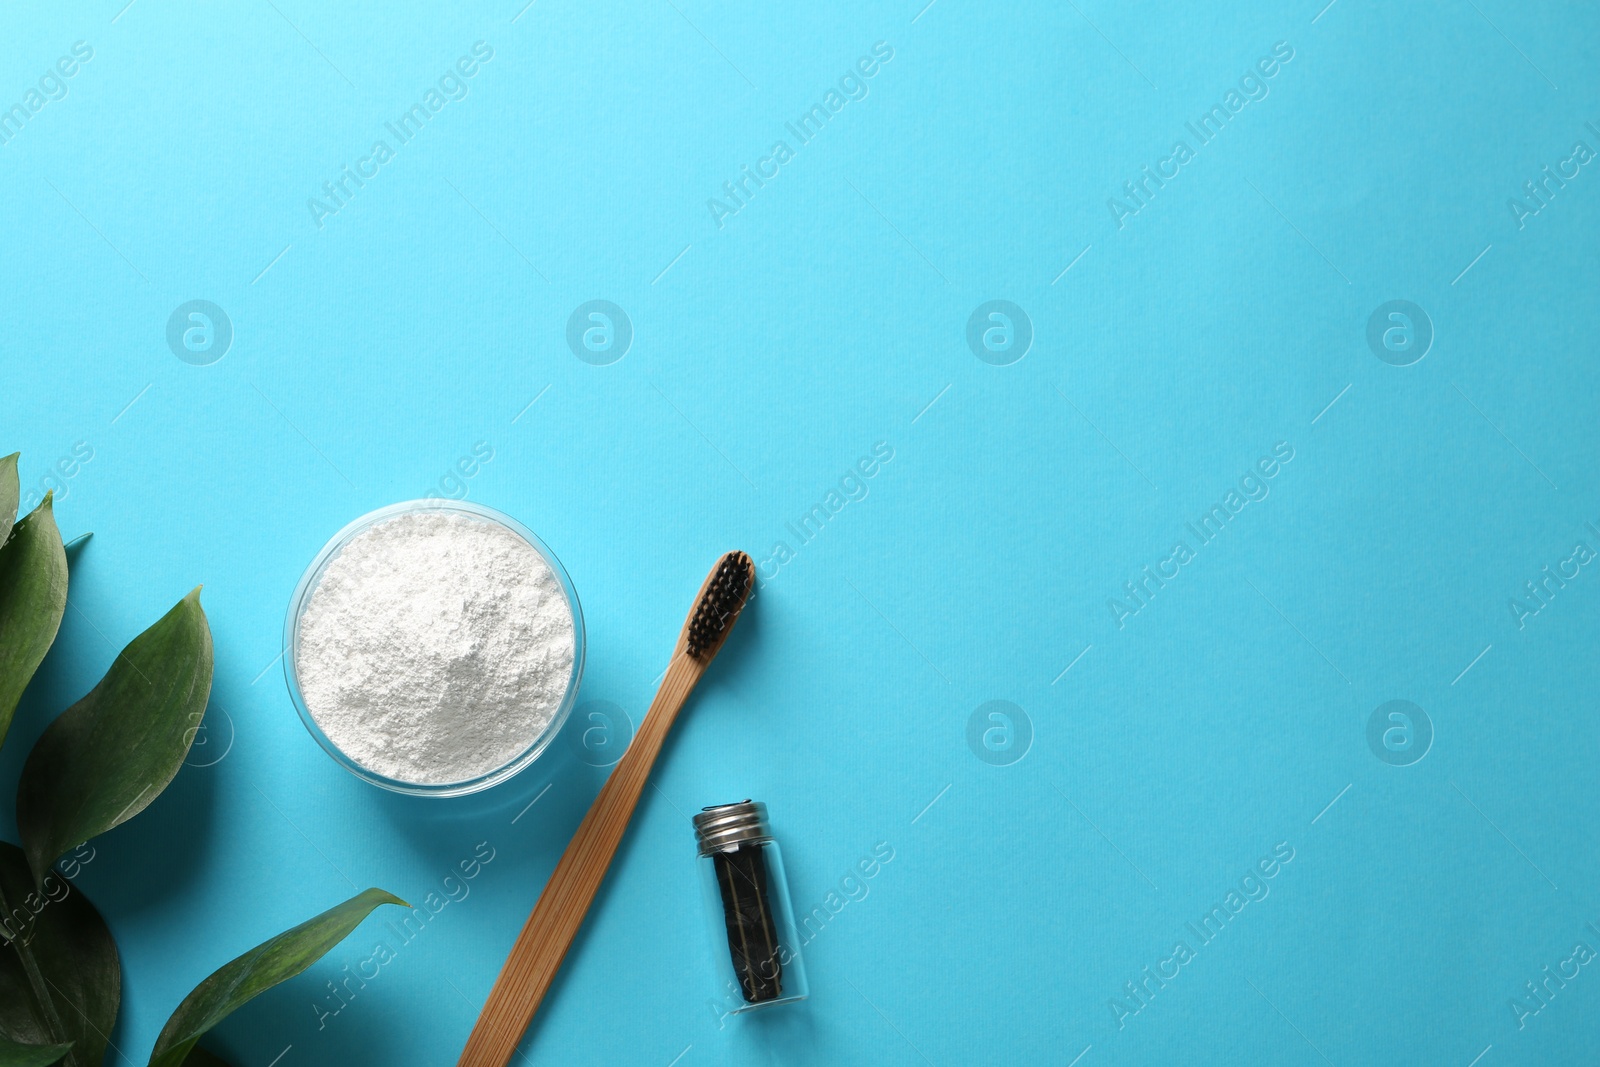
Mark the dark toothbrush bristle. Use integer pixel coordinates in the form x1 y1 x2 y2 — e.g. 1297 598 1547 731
686 552 752 658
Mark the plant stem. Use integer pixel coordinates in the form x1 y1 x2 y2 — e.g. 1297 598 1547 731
0 878 76 1066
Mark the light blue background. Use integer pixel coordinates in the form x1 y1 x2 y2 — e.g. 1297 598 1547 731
3 1 1598 1064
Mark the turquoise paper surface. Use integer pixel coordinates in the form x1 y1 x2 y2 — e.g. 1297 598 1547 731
3 1 1598 1063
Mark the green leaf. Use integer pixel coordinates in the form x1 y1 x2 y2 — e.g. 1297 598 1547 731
178 1050 230 1067
0 842 120 1067
0 1032 71 1067
0 453 18 548
0 494 67 755
17 588 212 884
148 889 406 1067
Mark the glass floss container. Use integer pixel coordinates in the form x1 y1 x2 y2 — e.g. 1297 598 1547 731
693 801 809 1012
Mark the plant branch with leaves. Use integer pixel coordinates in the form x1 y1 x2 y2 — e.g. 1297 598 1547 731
0 453 403 1067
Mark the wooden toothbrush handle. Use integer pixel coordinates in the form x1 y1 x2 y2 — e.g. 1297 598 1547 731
456 655 704 1067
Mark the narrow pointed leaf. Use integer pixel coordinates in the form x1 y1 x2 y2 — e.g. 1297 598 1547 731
0 843 120 1067
0 1033 72 1067
148 888 406 1067
0 495 68 753
17 589 212 884
0 453 18 548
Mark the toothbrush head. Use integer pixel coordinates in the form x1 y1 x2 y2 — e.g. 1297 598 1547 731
683 551 754 660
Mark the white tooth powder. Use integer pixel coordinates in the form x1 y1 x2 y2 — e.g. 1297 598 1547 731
294 510 576 785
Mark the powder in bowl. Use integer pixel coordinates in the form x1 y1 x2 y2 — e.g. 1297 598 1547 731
294 510 576 785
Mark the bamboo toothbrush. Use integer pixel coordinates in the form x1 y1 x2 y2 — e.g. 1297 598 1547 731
457 551 756 1067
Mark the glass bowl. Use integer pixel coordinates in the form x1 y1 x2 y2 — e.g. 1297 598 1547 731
283 499 585 797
